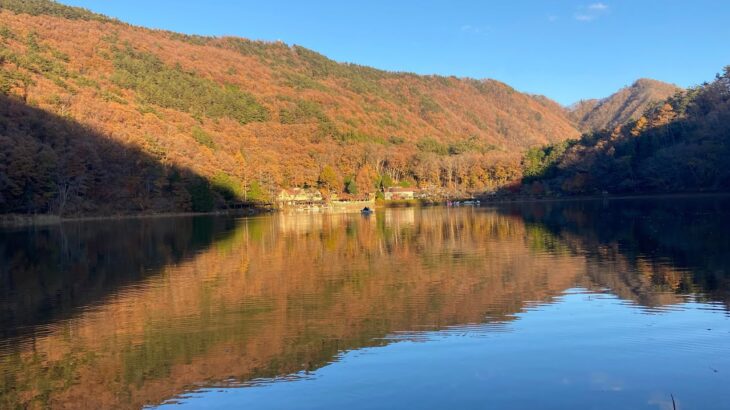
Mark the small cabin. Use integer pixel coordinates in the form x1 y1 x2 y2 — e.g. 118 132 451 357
276 188 323 205
383 187 416 201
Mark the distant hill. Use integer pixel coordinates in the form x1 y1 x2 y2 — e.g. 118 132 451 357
519 68 730 195
0 0 582 215
569 79 681 132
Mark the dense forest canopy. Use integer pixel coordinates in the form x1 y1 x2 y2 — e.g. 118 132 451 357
0 1 584 215
0 0 113 22
519 68 730 195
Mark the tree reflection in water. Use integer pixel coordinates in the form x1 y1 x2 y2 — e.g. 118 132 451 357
1 197 729 409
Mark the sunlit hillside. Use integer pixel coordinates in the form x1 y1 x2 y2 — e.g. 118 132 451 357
0 1 584 215
569 78 681 133
520 69 730 195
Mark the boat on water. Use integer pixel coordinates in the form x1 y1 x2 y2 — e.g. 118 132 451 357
361 207 374 215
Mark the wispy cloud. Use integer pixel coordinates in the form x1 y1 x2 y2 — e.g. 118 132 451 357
460 24 489 35
574 13 595 21
575 2 609 22
547 15 559 23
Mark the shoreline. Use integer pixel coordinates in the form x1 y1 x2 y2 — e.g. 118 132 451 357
477 191 730 206
3 192 729 228
0 208 271 228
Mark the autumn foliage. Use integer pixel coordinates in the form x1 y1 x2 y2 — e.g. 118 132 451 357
517 68 730 195
0 2 581 215
569 78 680 133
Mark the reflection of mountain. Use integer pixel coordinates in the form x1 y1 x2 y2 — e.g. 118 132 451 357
1 202 728 409
496 196 730 308
0 210 585 409
0 215 239 339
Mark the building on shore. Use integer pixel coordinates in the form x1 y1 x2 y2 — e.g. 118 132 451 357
383 187 417 201
276 188 324 206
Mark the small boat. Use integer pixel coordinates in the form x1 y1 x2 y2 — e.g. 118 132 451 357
361 207 374 215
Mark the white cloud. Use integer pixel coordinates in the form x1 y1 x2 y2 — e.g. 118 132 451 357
588 3 608 11
574 2 609 22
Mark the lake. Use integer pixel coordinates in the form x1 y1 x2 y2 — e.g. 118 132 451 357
1 196 729 409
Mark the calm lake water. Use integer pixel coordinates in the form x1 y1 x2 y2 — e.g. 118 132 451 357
1 197 729 409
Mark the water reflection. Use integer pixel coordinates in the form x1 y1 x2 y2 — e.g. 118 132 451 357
163 291 728 410
0 216 238 341
496 195 730 309
0 198 729 409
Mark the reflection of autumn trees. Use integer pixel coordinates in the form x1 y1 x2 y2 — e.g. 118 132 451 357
0 216 238 339
499 197 730 308
2 204 729 408
0 6 581 214
1 209 588 409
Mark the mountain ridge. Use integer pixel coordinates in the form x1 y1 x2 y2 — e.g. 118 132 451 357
569 78 682 132
519 68 730 195
0 1 581 215
0 0 692 216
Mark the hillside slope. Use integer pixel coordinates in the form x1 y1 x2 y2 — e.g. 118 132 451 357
0 1 581 215
519 68 730 195
570 78 681 132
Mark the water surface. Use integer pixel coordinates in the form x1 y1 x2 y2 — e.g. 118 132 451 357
1 197 729 409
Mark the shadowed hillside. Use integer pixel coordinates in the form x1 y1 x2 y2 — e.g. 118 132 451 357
0 94 239 215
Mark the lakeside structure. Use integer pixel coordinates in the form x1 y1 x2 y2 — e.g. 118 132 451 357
384 187 417 201
276 188 325 207
275 188 375 212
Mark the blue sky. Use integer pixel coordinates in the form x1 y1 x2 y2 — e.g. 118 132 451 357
58 1 729 105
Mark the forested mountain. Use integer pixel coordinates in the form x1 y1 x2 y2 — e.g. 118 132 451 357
0 0 583 215
520 68 730 195
569 78 681 132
